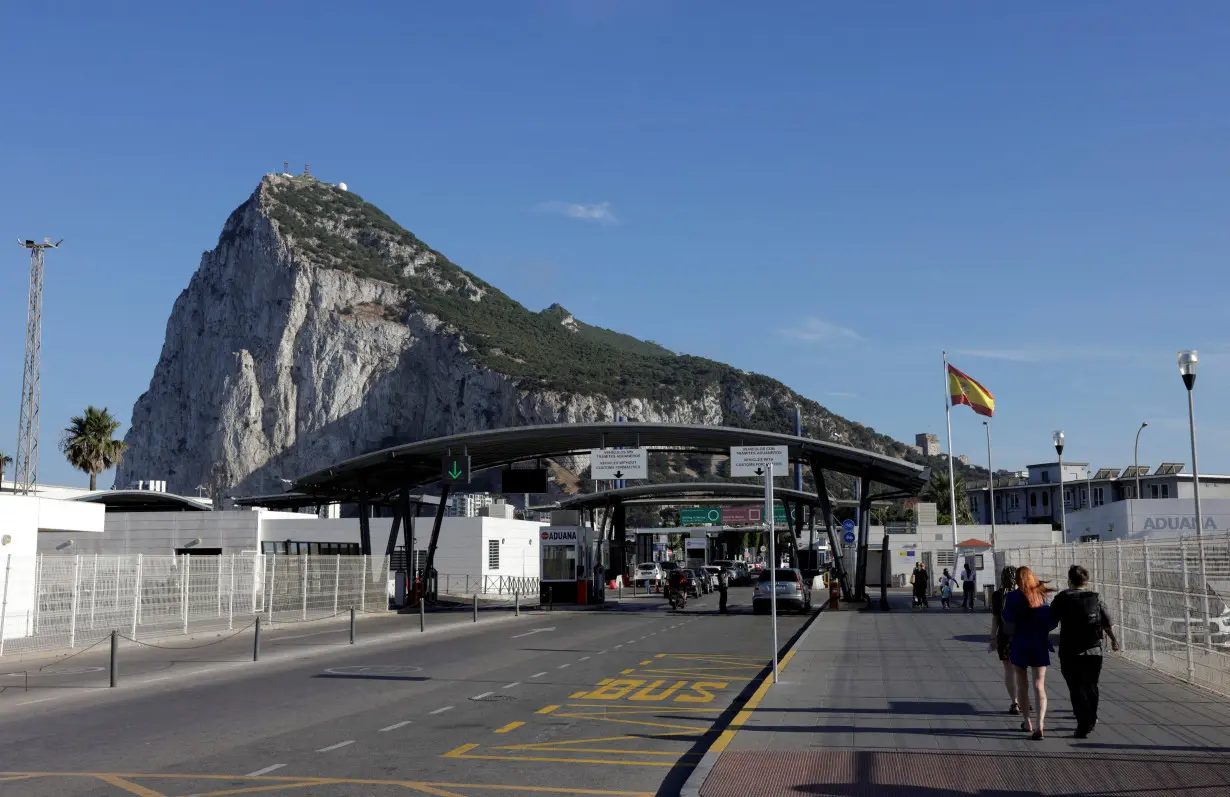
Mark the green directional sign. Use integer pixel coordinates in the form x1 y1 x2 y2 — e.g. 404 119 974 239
773 505 800 525
442 454 471 484
680 507 722 526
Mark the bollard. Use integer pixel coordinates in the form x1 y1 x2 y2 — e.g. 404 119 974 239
618 582 623 601
473 594 478 623
253 616 261 662
549 587 554 612
515 591 520 617
349 607 356 645
419 595 425 632
110 630 118 688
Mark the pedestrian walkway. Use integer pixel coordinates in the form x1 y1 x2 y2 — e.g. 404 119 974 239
689 592 1230 796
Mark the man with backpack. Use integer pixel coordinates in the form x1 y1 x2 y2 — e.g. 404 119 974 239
1050 564 1120 738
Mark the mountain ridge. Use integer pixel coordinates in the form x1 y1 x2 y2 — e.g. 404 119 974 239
115 174 969 501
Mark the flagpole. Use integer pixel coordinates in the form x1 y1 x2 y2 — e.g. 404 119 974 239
984 421 995 550
943 351 958 556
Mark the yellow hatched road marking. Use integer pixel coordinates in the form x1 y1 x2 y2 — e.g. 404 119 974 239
442 749 694 767
536 704 560 714
175 781 327 797
708 649 796 754
95 774 168 797
494 721 525 734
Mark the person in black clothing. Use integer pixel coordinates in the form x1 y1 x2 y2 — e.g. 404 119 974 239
911 563 930 608
988 566 1019 714
1050 564 1120 738
667 568 686 605
717 568 730 613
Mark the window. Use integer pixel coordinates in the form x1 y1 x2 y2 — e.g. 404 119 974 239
968 495 978 511
1042 492 1049 507
994 495 1002 508
1093 487 1104 507
1030 493 1037 508
974 554 985 569
1162 484 1170 499
1151 485 1159 499
1009 494 1019 510
542 545 576 581
1080 488 1088 507
1063 489 1072 507
488 539 500 570
1041 470 1050 483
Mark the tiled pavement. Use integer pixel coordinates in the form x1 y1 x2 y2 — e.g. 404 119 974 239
692 592 1230 796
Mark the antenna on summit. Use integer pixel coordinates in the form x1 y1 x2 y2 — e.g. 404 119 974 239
303 162 311 176
283 160 289 173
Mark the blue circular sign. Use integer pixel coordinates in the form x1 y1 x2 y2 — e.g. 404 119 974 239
842 530 857 545
841 519 856 533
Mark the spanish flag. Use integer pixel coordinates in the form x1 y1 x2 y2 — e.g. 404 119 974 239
948 364 995 417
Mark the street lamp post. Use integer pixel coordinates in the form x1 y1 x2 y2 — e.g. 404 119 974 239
1134 422 1148 501
1178 351 1212 651
984 422 996 546
1053 431 1066 542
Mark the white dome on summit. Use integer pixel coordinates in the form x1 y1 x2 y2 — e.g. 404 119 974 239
337 182 348 191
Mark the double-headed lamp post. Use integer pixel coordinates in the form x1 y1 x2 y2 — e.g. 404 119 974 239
1053 430 1066 541
1178 350 1212 651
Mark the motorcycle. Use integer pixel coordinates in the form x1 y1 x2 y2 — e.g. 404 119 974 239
668 588 686 611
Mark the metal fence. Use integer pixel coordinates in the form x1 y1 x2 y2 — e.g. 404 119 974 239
0 554 392 659
1000 533 1230 696
436 574 539 599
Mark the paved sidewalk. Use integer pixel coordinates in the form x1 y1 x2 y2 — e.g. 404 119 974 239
691 593 1230 796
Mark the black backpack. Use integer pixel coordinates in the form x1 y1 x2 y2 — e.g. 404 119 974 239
1067 590 1104 650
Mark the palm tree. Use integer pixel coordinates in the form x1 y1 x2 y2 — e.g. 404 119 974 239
0 451 11 490
59 406 127 491
922 469 975 525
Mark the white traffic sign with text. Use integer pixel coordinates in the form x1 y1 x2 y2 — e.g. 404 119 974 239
590 447 649 480
730 445 789 477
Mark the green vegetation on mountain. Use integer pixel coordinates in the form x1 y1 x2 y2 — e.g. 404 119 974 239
252 176 990 491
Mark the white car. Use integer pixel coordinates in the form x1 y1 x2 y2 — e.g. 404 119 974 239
634 562 663 588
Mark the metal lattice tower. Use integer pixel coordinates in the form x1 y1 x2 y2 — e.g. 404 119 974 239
14 238 60 495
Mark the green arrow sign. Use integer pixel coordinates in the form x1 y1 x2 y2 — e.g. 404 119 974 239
442 454 471 484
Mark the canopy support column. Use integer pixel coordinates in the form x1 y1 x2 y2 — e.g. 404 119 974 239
855 475 872 602
809 458 852 601
422 483 452 603
358 500 372 555
384 490 405 556
612 503 627 584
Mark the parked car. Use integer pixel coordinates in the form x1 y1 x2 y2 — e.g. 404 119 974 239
679 569 703 598
712 560 751 586
753 568 812 614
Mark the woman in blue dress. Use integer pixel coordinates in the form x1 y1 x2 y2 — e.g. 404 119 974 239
1001 566 1054 739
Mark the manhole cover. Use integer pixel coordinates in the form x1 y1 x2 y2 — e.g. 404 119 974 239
323 665 423 677
5 666 105 677
470 694 517 702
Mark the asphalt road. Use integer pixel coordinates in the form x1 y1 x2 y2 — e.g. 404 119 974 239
0 586 813 797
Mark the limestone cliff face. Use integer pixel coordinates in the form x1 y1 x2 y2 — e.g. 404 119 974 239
117 174 923 499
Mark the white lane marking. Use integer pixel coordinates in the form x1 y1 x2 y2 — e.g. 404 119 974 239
430 706 453 715
557 663 570 669
472 692 494 700
380 721 413 732
511 626 556 639
245 764 285 777
503 682 521 689
530 672 548 678
614 644 623 648
626 640 636 644
316 740 354 752
578 656 590 661
15 697 58 706
598 650 608 655
143 676 172 684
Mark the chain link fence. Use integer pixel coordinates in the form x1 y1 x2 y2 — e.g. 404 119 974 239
0 554 392 659
1000 532 1230 696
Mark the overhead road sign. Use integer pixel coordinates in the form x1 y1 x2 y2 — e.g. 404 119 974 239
730 445 789 477
680 507 722 526
501 467 548 493
590 447 648 480
442 454 471 484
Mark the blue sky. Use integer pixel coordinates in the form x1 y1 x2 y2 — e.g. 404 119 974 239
3 0 1230 489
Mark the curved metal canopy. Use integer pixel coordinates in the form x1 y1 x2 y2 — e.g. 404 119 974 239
73 490 212 513
290 422 928 498
232 491 441 511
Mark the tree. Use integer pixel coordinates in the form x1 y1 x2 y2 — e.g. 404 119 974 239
0 451 11 490
59 406 126 491
922 469 975 525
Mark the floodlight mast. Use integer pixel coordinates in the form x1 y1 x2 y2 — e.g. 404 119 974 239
14 238 61 495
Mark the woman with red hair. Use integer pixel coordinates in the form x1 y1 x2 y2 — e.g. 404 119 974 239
1001 566 1055 739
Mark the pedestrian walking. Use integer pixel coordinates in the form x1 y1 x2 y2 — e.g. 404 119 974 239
961 560 977 610
1002 566 1054 740
717 568 730 613
1050 564 1120 738
939 569 958 609
910 562 930 608
988 566 1019 715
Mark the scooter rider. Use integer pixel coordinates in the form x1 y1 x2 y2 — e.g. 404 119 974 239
668 568 686 607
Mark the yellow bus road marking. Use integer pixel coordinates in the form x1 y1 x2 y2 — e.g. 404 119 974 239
411 784 471 797
0 773 655 797
551 712 704 732
95 774 169 797
564 703 722 714
494 746 682 756
493 721 525 734
496 730 697 750
536 704 560 714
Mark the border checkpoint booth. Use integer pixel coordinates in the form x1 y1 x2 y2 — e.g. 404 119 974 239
538 511 605 605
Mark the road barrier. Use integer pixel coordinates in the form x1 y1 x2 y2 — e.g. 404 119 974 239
435 574 539 599
0 554 392 659
1000 533 1230 696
